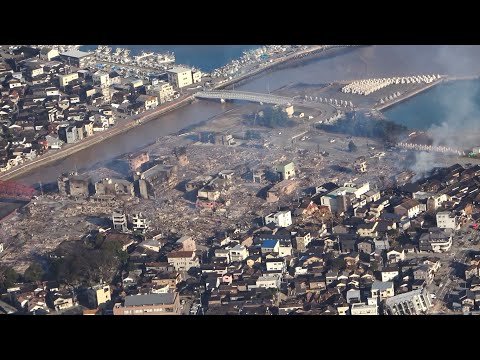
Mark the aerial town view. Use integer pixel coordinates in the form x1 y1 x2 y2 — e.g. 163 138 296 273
2 44 480 315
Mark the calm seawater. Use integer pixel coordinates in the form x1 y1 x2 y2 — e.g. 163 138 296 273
80 45 260 72
383 80 480 130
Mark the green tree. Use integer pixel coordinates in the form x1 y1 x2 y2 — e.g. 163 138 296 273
348 140 358 152
331 257 345 271
24 263 44 283
0 267 20 288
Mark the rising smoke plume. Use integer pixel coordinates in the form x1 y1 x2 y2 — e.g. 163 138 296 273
408 45 480 179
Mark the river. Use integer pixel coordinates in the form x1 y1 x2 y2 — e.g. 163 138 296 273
18 45 480 185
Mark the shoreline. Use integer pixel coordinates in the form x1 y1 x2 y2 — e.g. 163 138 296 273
0 45 358 183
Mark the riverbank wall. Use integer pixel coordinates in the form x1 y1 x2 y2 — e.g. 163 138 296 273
0 45 362 183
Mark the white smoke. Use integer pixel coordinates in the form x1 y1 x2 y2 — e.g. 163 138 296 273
409 46 480 178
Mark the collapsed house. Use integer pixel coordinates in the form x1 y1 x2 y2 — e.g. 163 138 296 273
57 172 93 198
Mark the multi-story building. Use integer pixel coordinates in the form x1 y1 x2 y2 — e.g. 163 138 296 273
58 125 78 144
256 275 281 289
113 293 180 315
192 70 202 83
167 251 200 272
419 228 453 253
112 209 128 233
128 151 149 172
264 210 292 228
436 211 459 230
92 71 110 88
136 164 177 199
95 178 135 197
146 81 174 104
320 182 370 213
294 231 312 251
167 67 193 88
176 236 196 252
384 288 432 315
58 72 79 87
370 281 394 300
394 199 421 219
136 95 158 110
229 244 248 262
60 50 95 68
87 284 111 308
274 161 296 180
131 213 149 233
354 156 367 173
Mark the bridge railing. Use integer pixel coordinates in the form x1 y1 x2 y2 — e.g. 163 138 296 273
194 90 293 105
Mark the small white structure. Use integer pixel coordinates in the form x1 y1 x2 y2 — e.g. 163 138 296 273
256 275 281 289
265 210 292 228
350 301 378 315
371 281 395 300
229 244 248 262
436 211 459 230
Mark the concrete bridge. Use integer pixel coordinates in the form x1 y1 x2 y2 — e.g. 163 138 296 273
194 90 294 105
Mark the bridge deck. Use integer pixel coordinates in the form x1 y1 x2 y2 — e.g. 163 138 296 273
194 90 294 105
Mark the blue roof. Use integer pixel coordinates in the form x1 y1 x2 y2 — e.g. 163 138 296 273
261 239 279 248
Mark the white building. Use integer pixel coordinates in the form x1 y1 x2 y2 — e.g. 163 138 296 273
87 284 111 308
40 47 59 61
350 300 379 315
229 244 248 262
384 288 432 315
436 211 459 230
112 210 128 233
192 70 202 83
428 193 448 211
131 213 149 233
167 67 193 88
265 258 286 272
146 81 174 104
320 182 370 212
278 241 293 257
265 210 292 228
381 267 399 282
256 275 281 289
138 239 163 252
394 199 422 219
0 242 3 253
419 228 453 253
371 281 395 300
214 249 230 263
261 239 280 255
59 72 79 87
92 71 110 88
167 251 200 272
